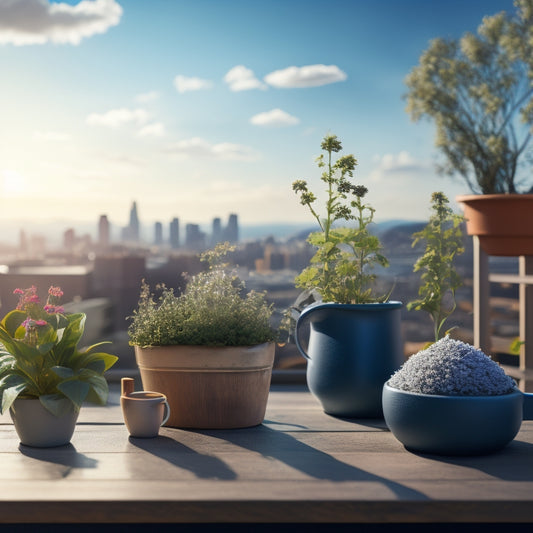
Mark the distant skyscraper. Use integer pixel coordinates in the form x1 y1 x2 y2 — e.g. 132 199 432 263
185 223 206 250
169 217 180 249
211 217 222 247
154 221 163 245
98 215 110 249
128 201 140 242
63 228 75 251
225 213 239 243
19 229 28 255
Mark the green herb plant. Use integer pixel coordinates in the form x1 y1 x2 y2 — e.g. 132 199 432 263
292 134 389 304
0 286 118 417
128 242 276 347
408 192 465 343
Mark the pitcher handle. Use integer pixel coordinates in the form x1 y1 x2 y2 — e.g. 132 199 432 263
295 309 311 361
295 302 330 361
523 393 533 420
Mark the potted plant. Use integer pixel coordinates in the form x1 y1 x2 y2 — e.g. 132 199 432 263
404 0 533 256
128 242 277 429
407 192 465 345
0 285 118 447
382 336 533 455
291 134 403 418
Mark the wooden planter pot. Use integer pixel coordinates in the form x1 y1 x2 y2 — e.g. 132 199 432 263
134 342 275 429
457 194 533 256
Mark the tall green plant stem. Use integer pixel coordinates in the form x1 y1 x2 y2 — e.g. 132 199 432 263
292 134 389 304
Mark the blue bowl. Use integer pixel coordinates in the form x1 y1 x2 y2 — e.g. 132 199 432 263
382 382 533 456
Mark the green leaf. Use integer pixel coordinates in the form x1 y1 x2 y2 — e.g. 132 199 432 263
83 341 112 353
1 311 27 336
1 381 27 414
85 359 106 374
51 366 75 379
40 394 77 417
81 352 118 373
83 374 109 405
56 379 90 409
509 337 524 356
37 342 56 355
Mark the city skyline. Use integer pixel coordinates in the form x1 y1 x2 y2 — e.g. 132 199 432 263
0 0 515 230
10 200 243 251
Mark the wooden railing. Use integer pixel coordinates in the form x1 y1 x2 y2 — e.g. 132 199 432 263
473 235 533 391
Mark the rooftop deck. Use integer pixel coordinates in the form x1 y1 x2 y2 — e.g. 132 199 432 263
1 382 533 531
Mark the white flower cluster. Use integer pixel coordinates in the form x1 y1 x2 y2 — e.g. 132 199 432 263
388 336 516 396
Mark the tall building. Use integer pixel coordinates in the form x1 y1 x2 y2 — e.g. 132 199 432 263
63 228 75 251
169 217 180 249
124 201 140 242
185 223 206 250
211 217 222 247
225 213 239 243
98 215 110 249
19 230 28 255
154 221 163 245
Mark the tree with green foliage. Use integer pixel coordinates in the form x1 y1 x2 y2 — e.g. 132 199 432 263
405 0 533 194
408 192 465 343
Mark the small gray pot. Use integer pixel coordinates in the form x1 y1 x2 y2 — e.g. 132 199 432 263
382 382 533 456
10 398 79 448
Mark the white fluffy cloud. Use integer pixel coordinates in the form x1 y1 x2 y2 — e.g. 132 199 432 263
369 151 429 182
174 75 213 93
250 109 300 127
373 151 425 173
166 137 259 161
86 108 151 128
137 122 166 137
0 0 122 46
224 65 266 92
264 64 347 88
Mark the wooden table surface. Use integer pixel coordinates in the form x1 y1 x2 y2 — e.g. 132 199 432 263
1 382 533 526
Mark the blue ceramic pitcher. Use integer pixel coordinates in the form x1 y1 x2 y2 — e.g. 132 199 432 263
295 301 403 418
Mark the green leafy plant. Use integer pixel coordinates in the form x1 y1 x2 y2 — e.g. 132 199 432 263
407 192 465 343
292 133 389 304
0 286 118 417
128 242 276 347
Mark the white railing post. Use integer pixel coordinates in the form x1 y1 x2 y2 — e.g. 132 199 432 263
519 256 533 391
473 236 491 354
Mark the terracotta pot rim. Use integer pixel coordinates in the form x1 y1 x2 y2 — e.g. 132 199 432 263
456 193 533 203
133 341 274 350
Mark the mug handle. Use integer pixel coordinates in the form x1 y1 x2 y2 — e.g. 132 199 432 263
161 399 171 426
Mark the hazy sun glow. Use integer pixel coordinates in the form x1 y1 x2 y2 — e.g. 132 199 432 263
1 169 27 196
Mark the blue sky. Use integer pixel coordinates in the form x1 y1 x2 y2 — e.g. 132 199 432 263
0 0 516 237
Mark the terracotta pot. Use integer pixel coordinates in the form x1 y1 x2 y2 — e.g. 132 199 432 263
456 194 533 256
134 342 275 429
10 398 79 448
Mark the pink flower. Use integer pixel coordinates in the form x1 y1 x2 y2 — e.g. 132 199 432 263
21 318 47 329
44 305 65 314
13 288 24 295
48 286 64 298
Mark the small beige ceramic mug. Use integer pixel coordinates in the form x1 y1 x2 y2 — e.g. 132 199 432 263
121 391 170 438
